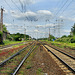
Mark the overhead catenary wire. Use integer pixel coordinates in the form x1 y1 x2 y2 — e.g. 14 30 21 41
55 0 68 16
19 0 26 13
52 0 72 37
19 0 23 12
4 0 13 10
3 0 19 32
11 0 22 12
58 0 74 16
55 0 63 10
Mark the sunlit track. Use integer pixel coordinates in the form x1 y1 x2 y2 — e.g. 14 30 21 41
12 46 37 75
47 44 75 59
0 42 35 74
43 45 75 74
0 43 32 67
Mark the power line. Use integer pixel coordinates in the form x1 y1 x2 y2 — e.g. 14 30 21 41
19 0 23 12
59 0 74 16
55 0 68 16
19 0 26 13
4 0 13 10
11 0 22 12
55 0 63 9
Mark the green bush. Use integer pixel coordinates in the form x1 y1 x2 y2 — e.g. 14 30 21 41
7 35 12 41
56 37 72 43
0 31 3 37
70 36 75 43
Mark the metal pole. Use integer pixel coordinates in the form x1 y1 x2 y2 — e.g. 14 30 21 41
24 24 26 41
49 28 50 41
0 7 4 43
1 7 3 32
24 24 26 40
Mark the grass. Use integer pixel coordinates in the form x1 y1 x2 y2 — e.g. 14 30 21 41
26 65 32 69
37 68 42 72
0 45 29 74
0 50 2 53
17 46 38 74
41 40 75 49
36 68 43 75
2 40 25 46
12 44 24 48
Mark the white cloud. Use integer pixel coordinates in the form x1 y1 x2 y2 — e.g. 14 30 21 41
17 28 22 30
11 10 53 21
59 15 75 22
64 30 71 33
4 9 8 14
4 23 18 26
45 24 56 27
34 29 39 32
18 0 43 4
59 16 64 19
36 25 44 28
37 10 52 15
36 23 56 28
4 23 12 26
25 11 36 16
68 18 75 22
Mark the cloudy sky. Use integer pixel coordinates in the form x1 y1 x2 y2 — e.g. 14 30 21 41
0 0 75 38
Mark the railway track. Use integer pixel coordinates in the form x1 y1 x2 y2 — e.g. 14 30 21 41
0 42 36 75
12 45 36 75
47 44 75 59
43 44 75 74
47 44 75 57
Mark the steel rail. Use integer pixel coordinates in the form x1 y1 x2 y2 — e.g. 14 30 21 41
11 46 36 75
39 41 75 59
43 45 75 73
0 43 33 67
47 44 75 59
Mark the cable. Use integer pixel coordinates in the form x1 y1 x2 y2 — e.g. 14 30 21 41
55 0 63 9
4 0 13 10
59 0 74 16
19 0 26 13
19 0 23 12
11 0 22 12
55 0 68 16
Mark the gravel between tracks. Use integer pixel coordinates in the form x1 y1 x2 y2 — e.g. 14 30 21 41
17 44 66 75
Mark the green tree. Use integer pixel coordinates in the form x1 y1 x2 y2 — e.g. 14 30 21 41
49 35 55 41
3 25 8 32
61 35 67 38
71 23 75 36
11 33 30 41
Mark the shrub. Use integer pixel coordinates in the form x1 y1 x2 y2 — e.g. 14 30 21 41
0 31 3 37
70 36 75 43
7 35 13 41
26 65 31 69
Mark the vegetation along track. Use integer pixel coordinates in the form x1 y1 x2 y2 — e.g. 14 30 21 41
0 42 35 74
0 42 28 49
43 44 75 74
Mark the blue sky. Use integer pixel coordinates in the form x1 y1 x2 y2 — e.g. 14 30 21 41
0 0 75 39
